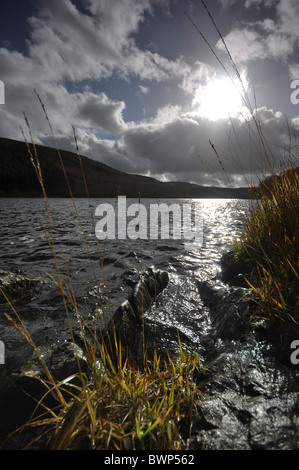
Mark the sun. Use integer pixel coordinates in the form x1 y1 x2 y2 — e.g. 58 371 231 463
195 77 245 121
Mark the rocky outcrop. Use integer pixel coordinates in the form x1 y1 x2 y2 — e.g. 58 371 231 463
189 277 299 450
101 267 169 362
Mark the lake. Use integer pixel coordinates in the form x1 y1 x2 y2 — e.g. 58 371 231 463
0 197 249 365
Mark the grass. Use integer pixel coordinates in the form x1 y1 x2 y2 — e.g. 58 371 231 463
11 329 203 451
43 338 202 451
233 165 299 341
1 92 204 451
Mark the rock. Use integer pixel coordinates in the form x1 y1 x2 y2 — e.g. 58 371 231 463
220 249 252 286
0 341 89 448
0 265 169 449
197 279 253 342
128 267 169 323
109 300 138 353
190 390 299 450
102 267 169 362
191 276 299 450
0 269 43 303
48 342 89 382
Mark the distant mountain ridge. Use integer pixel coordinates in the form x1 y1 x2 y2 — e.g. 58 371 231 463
0 137 251 199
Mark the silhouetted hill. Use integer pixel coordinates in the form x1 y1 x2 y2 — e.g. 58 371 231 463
0 137 251 198
249 166 299 198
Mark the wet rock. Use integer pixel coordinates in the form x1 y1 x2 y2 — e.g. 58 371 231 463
0 341 89 448
102 267 169 361
110 300 138 353
198 279 253 342
128 267 169 323
48 342 89 382
220 249 252 286
0 269 44 303
191 277 299 450
191 389 299 450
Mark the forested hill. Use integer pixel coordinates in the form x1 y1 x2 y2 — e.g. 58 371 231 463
0 137 251 198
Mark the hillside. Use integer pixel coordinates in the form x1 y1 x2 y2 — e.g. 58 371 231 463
0 137 251 198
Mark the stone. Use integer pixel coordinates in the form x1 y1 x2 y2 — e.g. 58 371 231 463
0 341 89 448
48 342 89 382
220 249 253 286
128 267 169 323
0 269 43 303
191 275 299 450
102 267 169 363
197 279 253 342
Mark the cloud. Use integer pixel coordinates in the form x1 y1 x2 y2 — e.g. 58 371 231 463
0 0 193 138
289 63 299 80
13 88 293 189
23 0 188 85
139 85 150 94
216 26 293 64
83 105 296 187
276 0 299 38
216 0 299 67
179 61 215 95
78 93 127 135
27 0 148 82
0 1 185 134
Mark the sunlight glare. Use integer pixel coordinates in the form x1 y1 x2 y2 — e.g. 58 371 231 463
195 77 245 121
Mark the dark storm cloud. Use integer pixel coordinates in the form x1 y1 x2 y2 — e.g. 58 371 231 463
78 93 127 135
118 107 296 185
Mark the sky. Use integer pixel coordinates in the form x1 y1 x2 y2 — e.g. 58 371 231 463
1 0 299 187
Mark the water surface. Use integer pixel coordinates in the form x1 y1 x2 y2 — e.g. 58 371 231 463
0 197 249 362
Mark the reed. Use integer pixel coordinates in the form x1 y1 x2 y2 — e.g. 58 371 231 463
233 165 299 340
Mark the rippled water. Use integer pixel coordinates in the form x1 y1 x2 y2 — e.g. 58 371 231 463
0 197 249 362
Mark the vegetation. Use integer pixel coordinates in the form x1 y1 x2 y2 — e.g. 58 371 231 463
5 287 203 450
31 340 202 451
233 165 299 342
